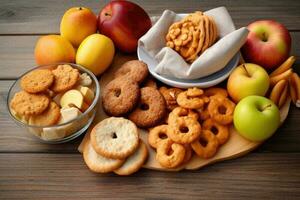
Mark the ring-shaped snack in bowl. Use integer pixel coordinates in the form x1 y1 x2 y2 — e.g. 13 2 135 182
148 124 169 149
203 118 229 145
167 116 201 144
156 139 186 168
191 130 219 159
102 77 140 117
114 60 149 84
208 97 235 125
129 87 167 128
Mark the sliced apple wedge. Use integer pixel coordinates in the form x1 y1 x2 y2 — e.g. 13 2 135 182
60 89 84 109
77 86 94 105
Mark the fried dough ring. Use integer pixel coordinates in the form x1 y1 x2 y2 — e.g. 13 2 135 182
191 130 219 159
208 97 235 125
204 87 228 98
177 88 208 109
167 116 201 144
148 125 169 149
156 139 186 168
203 118 229 145
168 107 198 124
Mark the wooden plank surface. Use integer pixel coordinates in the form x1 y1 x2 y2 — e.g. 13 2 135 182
0 0 300 34
0 0 300 199
0 153 299 200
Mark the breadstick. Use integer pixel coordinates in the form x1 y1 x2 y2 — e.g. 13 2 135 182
270 56 296 77
270 69 293 86
269 79 287 105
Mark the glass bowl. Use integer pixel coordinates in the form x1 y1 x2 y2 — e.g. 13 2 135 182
6 63 100 144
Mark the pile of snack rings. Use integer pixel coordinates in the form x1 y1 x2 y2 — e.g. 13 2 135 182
166 11 218 63
149 87 235 169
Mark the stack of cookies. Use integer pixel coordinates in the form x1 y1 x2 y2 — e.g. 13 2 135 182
166 11 218 63
83 117 148 175
10 64 95 140
102 60 167 128
149 87 235 169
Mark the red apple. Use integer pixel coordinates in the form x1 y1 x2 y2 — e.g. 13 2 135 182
241 20 291 70
98 0 152 53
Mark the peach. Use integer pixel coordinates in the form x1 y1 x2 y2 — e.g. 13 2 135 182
60 7 97 47
34 35 75 65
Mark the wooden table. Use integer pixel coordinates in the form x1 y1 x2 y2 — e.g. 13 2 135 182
0 0 300 199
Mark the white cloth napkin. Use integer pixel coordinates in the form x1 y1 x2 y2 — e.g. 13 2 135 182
138 7 249 79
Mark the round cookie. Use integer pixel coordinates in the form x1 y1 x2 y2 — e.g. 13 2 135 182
114 140 148 175
128 87 167 128
10 91 50 116
83 139 125 173
114 60 149 84
90 117 139 159
21 69 54 93
29 101 61 126
102 77 140 116
51 64 79 93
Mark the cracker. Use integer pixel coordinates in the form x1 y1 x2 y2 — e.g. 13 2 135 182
10 91 50 116
29 101 61 126
51 64 79 93
90 117 139 159
83 139 124 173
114 140 148 175
21 69 54 93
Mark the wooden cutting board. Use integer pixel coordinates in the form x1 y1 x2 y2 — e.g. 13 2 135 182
78 53 291 171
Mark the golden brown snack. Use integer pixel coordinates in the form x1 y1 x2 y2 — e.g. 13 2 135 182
269 68 293 86
167 116 201 144
29 101 61 126
51 64 80 93
102 77 140 116
159 87 183 110
114 60 149 84
129 87 167 128
166 11 218 63
204 87 228 98
156 139 186 168
21 69 54 93
202 118 229 145
191 130 219 159
148 125 169 149
10 91 50 116
289 72 300 107
208 97 235 125
177 87 209 109
269 80 288 107
167 107 198 124
270 56 296 77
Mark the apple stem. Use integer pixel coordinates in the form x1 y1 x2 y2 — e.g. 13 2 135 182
78 7 83 10
261 104 272 111
104 12 111 16
242 64 251 77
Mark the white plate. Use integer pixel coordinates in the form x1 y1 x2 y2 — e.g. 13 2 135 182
137 44 240 88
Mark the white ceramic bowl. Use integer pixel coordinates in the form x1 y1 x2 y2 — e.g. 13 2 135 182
138 44 240 88
138 13 240 88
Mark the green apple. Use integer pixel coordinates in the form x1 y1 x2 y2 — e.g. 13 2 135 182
227 63 270 102
233 95 280 142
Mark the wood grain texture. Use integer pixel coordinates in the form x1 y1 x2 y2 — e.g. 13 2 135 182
0 33 299 79
0 0 300 34
0 153 299 199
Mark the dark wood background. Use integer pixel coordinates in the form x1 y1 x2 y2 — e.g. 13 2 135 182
0 0 299 199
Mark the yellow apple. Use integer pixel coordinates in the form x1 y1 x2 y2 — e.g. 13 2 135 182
60 7 97 47
76 34 115 76
227 63 270 102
